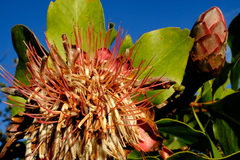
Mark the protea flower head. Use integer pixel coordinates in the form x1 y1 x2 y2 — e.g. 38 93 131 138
186 6 228 81
0 26 166 160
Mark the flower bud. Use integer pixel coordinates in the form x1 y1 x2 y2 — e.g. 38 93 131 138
187 7 227 81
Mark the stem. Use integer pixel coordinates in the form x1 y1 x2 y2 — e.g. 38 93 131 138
191 106 222 158
155 75 204 119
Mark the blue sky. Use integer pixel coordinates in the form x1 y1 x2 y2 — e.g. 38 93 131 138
0 1 240 130
0 0 240 66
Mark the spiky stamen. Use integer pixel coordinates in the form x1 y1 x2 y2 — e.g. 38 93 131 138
0 27 168 160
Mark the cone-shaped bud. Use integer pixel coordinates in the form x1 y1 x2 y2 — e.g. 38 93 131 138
187 7 228 81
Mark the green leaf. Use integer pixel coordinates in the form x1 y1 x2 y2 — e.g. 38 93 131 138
214 87 235 100
167 151 208 160
163 133 187 150
212 62 233 96
205 92 240 126
46 0 105 58
228 14 240 90
120 34 133 54
167 151 240 160
127 150 142 160
230 60 240 90
156 118 211 152
131 27 194 103
146 88 174 105
197 81 213 103
228 14 240 62
191 106 222 158
131 27 193 84
9 96 26 116
11 25 47 85
127 150 161 160
11 25 47 116
204 92 240 156
202 92 240 156
213 118 240 156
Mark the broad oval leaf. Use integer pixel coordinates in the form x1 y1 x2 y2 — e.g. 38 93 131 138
213 118 240 156
156 118 211 152
205 92 240 126
131 27 194 84
46 0 105 58
131 28 193 103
